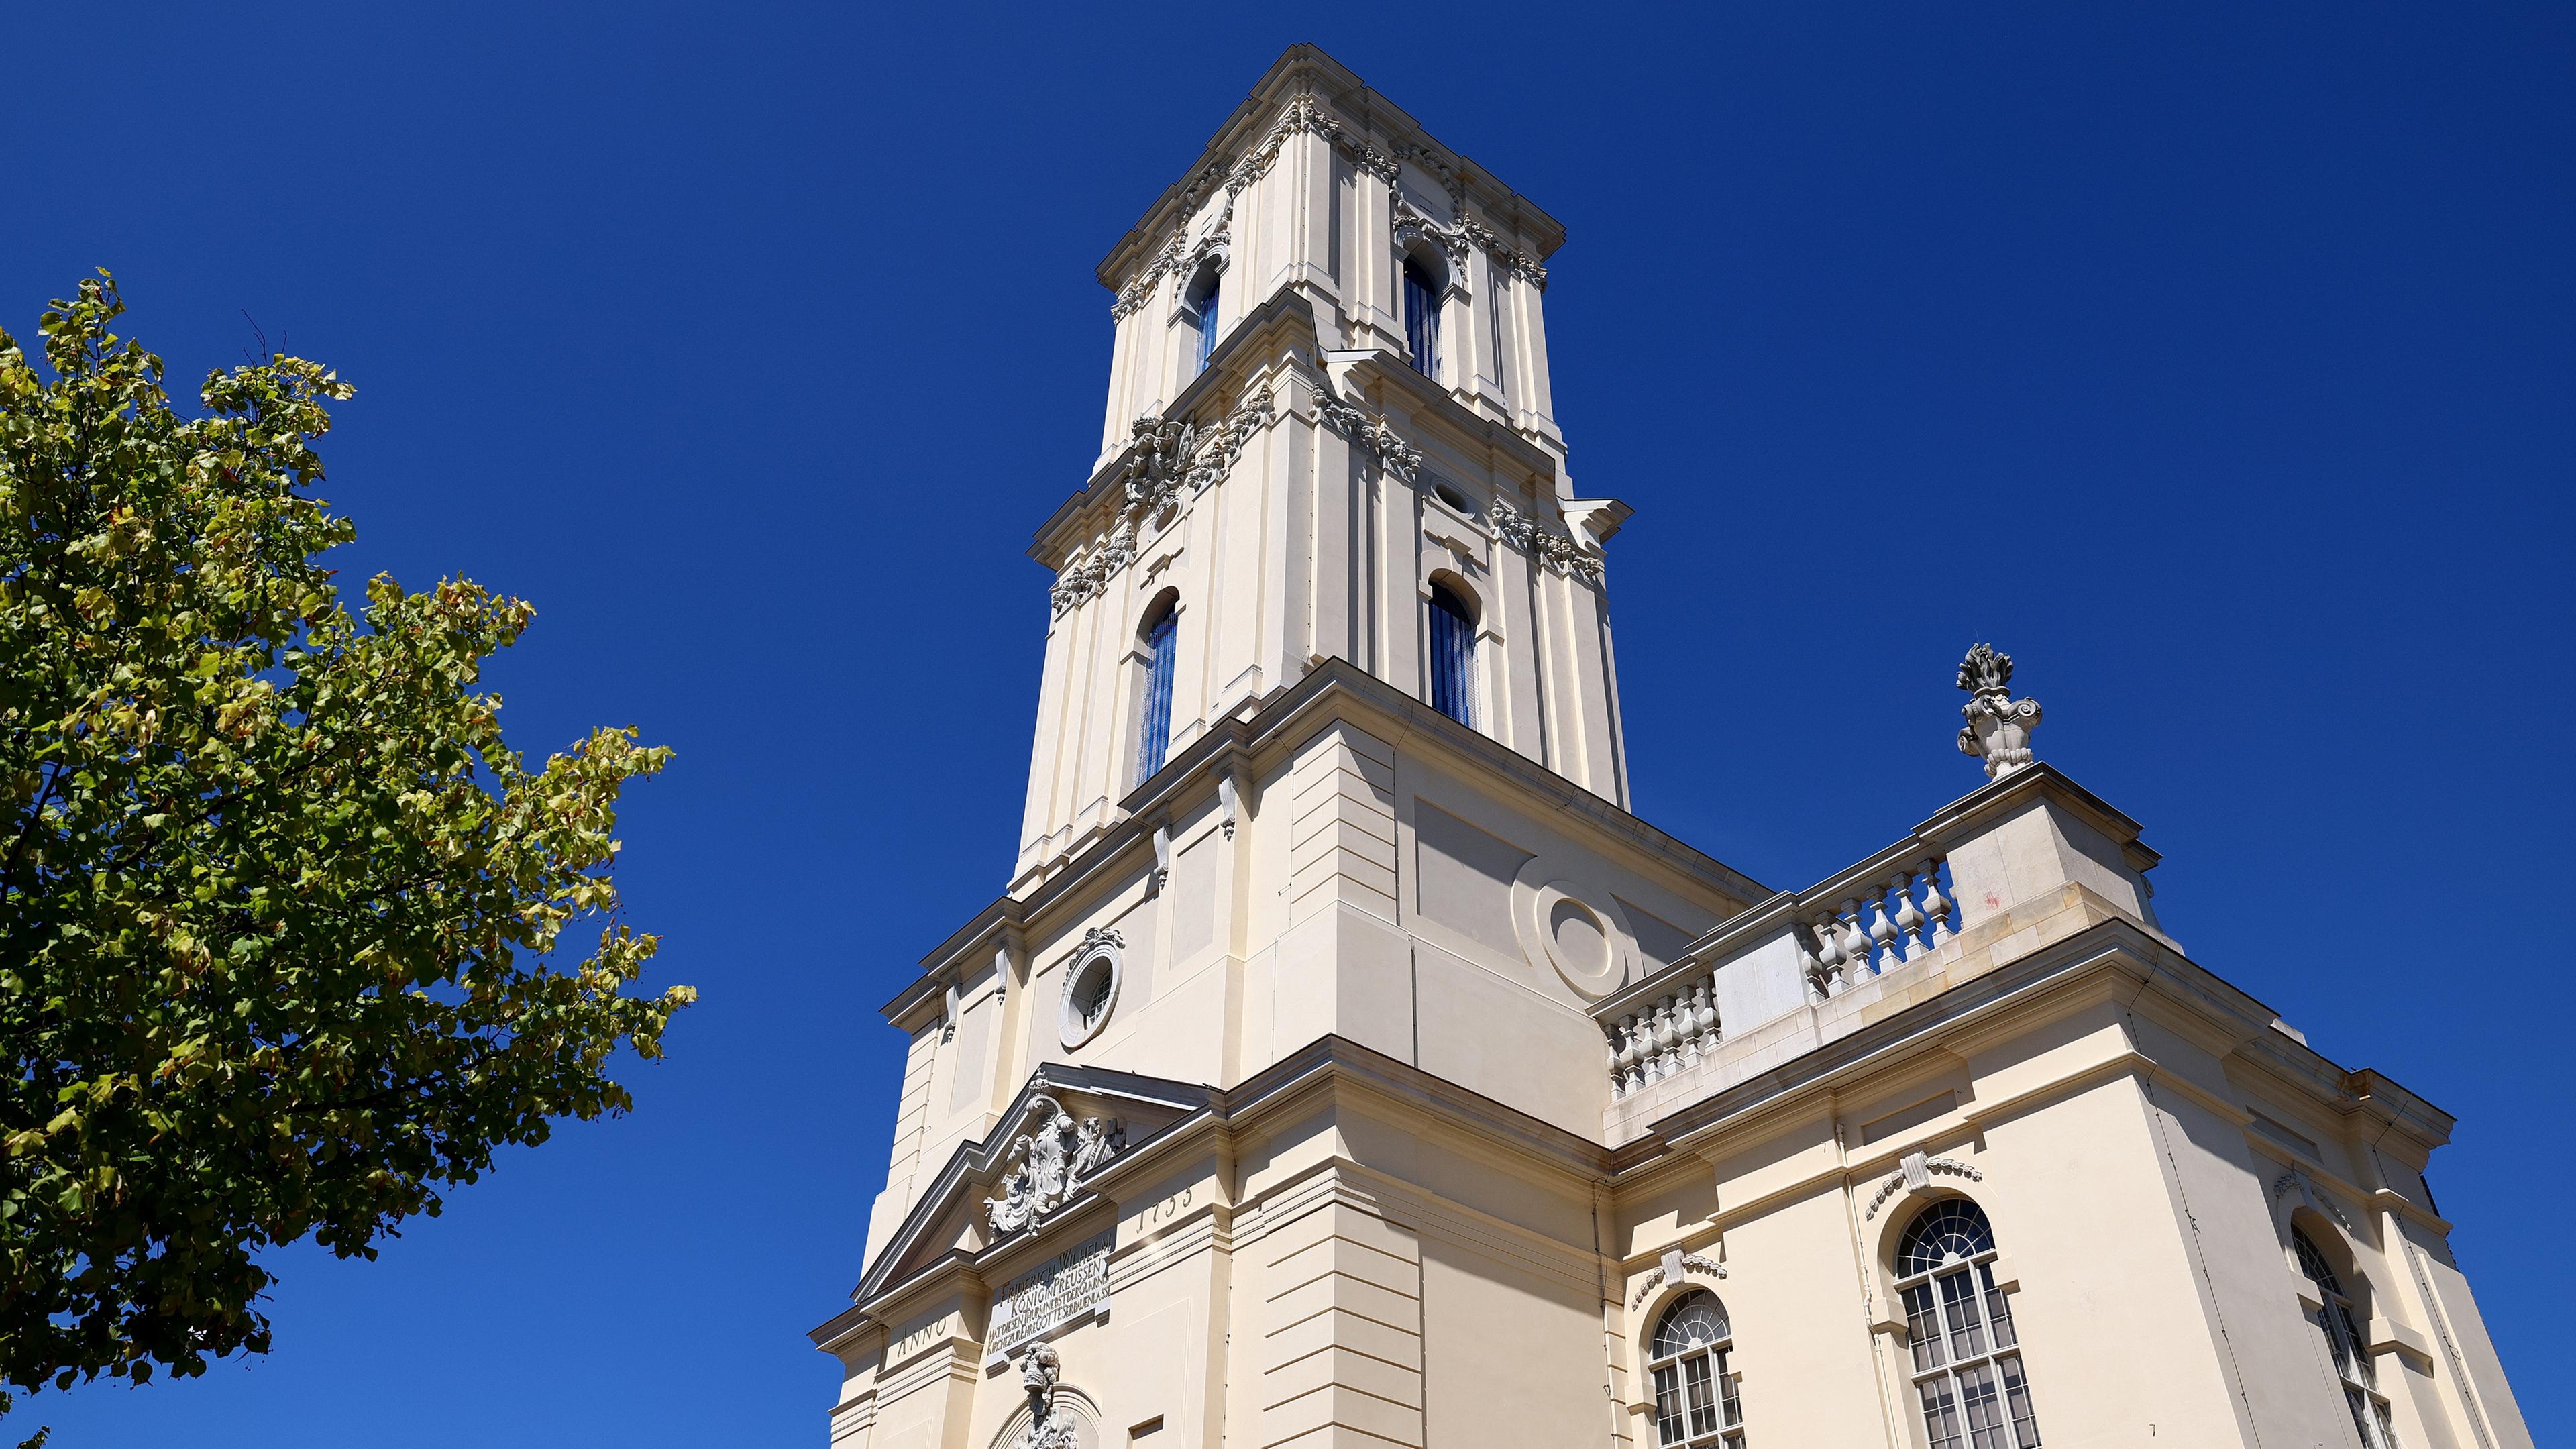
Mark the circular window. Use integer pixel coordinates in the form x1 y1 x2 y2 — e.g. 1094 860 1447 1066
1057 941 1123 1049
1432 480 1473 515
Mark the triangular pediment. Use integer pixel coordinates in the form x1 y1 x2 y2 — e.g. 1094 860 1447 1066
854 1064 1213 1307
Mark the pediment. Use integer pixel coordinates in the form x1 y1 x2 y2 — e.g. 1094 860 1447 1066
855 1064 1212 1306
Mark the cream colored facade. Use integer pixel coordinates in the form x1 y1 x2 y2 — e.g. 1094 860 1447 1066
814 46 2533 1449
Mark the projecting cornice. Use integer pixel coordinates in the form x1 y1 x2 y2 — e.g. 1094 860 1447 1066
1095 44 1566 295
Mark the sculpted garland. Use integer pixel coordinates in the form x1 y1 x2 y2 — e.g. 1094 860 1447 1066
1049 392 1275 616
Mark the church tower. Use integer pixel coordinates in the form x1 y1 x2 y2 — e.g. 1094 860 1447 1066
1016 50 1630 893
814 46 2534 1449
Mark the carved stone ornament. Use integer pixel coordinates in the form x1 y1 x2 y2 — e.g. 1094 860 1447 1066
1051 393 1275 616
1313 390 1422 484
1628 1252 1727 1310
1955 643 2042 780
1015 1342 1079 1449
1112 91 1544 319
2273 1168 2357 1232
1489 498 1603 584
983 1093 1128 1238
1862 1150 1984 1220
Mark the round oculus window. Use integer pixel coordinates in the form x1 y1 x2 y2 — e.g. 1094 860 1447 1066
1058 945 1122 1049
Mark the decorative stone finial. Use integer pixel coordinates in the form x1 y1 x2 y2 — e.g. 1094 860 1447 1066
1955 643 2042 780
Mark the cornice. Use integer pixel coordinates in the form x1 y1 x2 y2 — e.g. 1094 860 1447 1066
1096 45 1566 292
825 1032 1609 1347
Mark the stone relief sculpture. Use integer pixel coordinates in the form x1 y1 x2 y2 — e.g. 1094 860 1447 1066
1490 498 1604 584
1016 1342 1078 1449
1955 643 2042 780
1051 395 1274 616
984 1095 1128 1237
1311 391 1424 484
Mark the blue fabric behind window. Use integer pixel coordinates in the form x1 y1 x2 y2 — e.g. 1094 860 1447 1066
1192 276 1220 374
1403 262 1441 378
1136 609 1178 784
1427 585 1475 727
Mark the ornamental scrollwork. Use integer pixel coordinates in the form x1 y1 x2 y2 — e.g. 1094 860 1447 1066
1488 498 1603 584
1052 394 1274 616
1113 91 1546 320
984 1093 1128 1238
1313 392 1421 484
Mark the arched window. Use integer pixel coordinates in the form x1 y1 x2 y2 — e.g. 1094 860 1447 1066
2294 1228 2400 1448
1426 582 1476 727
1895 1199 2040 1449
1135 602 1178 785
1646 1291 1744 1449
1185 266 1222 376
1402 257 1442 378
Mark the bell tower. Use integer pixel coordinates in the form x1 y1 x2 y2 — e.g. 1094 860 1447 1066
1016 45 1633 892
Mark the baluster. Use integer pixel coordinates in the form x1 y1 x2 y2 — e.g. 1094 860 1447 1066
1895 869 1929 961
1922 859 1955 947
1814 915 1845 996
1693 979 1719 1051
1616 1014 1642 1095
1656 996 1682 1077
1867 888 1898 973
1839 900 1872 985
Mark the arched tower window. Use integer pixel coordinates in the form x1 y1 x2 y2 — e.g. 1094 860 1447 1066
1895 1199 2041 1449
1402 256 1443 378
2294 1228 2400 1448
1426 582 1477 727
1185 266 1222 376
1646 1290 1744 1449
1135 600 1179 785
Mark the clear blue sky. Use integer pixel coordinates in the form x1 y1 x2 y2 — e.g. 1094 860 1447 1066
5 3 2570 1444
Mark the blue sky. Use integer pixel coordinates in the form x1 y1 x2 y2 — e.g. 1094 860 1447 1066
4 3 2570 1444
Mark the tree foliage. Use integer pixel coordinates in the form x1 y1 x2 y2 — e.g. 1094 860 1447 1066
0 275 692 1408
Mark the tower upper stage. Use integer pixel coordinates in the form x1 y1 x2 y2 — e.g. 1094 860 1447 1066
1018 47 1629 893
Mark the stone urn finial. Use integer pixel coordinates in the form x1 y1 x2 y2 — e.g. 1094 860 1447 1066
1956 643 2041 780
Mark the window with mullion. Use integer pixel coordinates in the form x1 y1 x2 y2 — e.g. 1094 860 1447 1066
2294 1228 2400 1449
1426 584 1477 727
1896 1200 2041 1449
1647 1291 1748 1449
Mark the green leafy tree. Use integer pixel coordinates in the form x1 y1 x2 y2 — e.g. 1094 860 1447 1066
0 275 692 1413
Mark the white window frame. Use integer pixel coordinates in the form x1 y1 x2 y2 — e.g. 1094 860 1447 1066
1894 1199 2041 1449
2294 1228 2402 1449
1645 1290 1746 1449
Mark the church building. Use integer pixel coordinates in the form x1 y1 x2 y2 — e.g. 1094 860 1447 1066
810 45 2533 1449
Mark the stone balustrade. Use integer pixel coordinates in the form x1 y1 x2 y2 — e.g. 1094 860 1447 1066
1597 763 2166 1108
1797 857 1955 1002
1602 851 1951 1100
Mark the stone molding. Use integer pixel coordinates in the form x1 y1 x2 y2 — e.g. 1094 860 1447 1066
2273 1167 2357 1233
1490 497 1604 583
1311 390 1422 483
1629 1250 1727 1310
1112 89 1546 320
1863 1150 1986 1221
